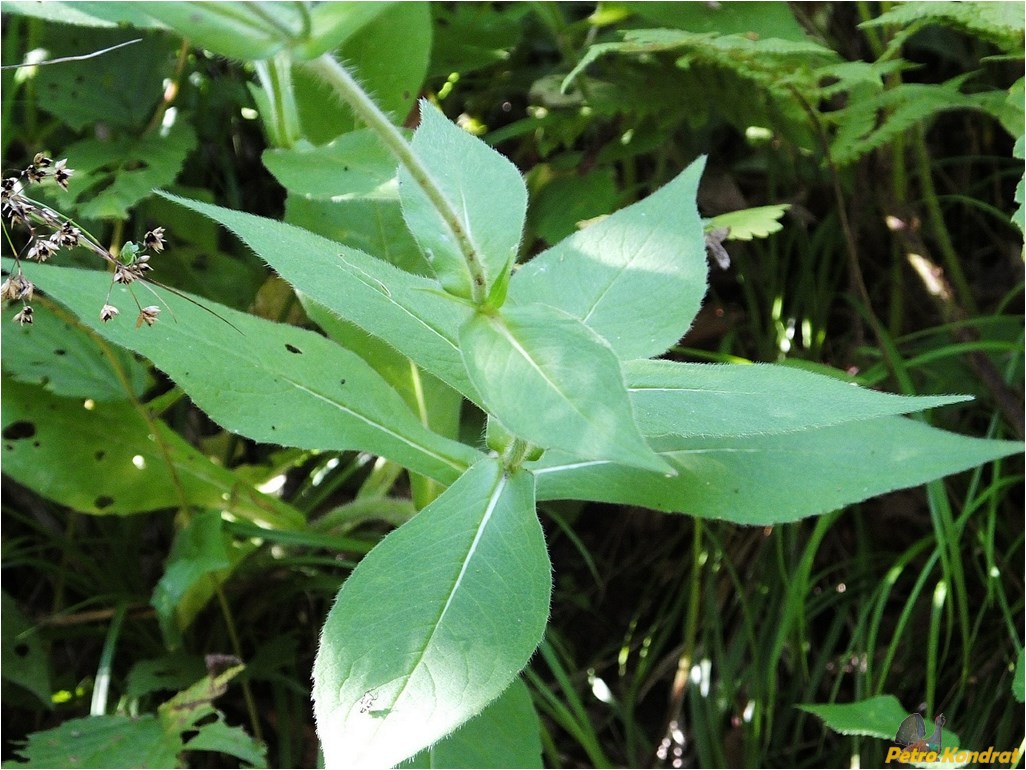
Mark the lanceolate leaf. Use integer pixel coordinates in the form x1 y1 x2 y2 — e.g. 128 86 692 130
509 158 708 360
402 678 543 769
400 101 527 300
459 305 671 473
625 359 972 437
9 260 480 487
529 417 1022 525
313 459 550 770
158 193 479 400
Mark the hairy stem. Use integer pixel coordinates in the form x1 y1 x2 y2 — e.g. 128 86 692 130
304 54 489 304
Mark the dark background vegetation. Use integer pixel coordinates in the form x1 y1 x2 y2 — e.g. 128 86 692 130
2 2 1023 767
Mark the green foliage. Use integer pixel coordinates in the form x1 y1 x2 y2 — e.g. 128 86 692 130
1 2 1022 768
313 459 549 769
4 664 264 768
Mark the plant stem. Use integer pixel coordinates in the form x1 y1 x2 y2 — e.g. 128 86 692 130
304 54 489 304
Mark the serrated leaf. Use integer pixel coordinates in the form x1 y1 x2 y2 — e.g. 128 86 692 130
509 158 707 360
313 459 550 770
402 678 542 768
799 697 965 768
530 416 1022 524
0 376 301 528
57 124 196 220
460 305 670 473
2 715 180 769
7 259 480 487
158 193 479 400
182 716 267 767
400 101 527 299
625 359 972 437
706 204 790 241
1 301 152 401
158 662 245 735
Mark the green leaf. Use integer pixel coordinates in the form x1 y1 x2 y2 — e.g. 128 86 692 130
32 28 175 131
0 376 300 528
292 1 395 60
400 101 528 299
623 1 813 40
530 416 1023 524
706 204 791 241
509 158 707 360
1 301 152 401
0 1 165 28
157 193 479 400
1 592 51 710
2 714 181 769
182 716 267 768
402 678 543 768
313 459 550 769
8 259 480 487
625 359 972 437
530 168 619 247
799 697 964 768
459 305 671 473
58 123 196 220
142 2 298 61
263 130 400 200
151 510 256 643
158 661 245 735
291 3 432 144
1014 647 1025 702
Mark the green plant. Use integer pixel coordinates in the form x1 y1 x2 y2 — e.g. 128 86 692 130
2 3 1022 768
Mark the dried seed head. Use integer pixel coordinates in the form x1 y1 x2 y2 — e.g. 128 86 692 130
100 304 120 322
53 159 72 191
1 277 21 301
143 227 166 252
28 239 58 262
54 222 80 247
13 305 33 325
136 305 160 327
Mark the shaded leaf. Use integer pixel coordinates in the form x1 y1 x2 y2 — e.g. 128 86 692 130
1 301 151 401
1 592 51 710
2 715 180 769
0 376 301 528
